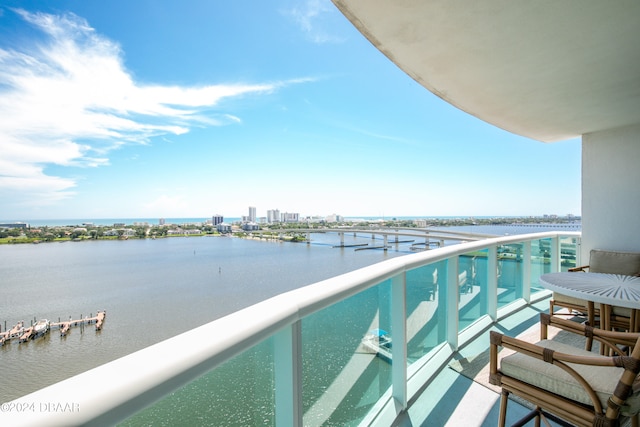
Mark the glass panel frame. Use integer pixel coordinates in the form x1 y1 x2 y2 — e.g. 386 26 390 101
301 280 392 427
530 238 553 291
497 243 524 307
405 260 447 364
458 250 488 332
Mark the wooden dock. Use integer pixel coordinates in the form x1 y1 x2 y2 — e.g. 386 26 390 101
0 310 106 346
0 321 23 345
50 311 107 335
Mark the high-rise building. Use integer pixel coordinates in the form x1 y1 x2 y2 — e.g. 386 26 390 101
325 214 343 223
212 215 223 226
248 206 256 223
267 209 280 223
281 212 299 223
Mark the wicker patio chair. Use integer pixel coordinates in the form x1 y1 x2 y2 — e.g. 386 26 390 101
550 249 640 331
490 313 640 427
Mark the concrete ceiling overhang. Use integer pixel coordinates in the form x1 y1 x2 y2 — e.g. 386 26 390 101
332 1 640 142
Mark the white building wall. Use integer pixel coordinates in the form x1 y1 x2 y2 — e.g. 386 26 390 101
581 123 640 259
281 212 299 223
267 209 280 223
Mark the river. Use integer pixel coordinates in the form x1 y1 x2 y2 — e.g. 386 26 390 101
0 233 411 403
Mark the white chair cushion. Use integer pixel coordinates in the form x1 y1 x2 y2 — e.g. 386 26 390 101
500 339 640 415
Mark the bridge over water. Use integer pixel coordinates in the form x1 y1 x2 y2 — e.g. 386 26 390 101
248 227 498 251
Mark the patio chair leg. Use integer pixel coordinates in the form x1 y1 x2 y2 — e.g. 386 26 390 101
498 390 509 427
511 408 541 427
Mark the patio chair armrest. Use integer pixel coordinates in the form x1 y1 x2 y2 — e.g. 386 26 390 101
491 330 627 367
540 313 640 354
568 264 590 272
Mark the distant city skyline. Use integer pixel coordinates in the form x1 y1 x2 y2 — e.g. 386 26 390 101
2 205 579 225
1 212 580 231
0 1 581 220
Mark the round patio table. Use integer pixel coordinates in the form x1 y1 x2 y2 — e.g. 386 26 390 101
540 272 640 333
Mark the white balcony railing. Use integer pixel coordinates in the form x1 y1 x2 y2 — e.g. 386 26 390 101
2 231 580 427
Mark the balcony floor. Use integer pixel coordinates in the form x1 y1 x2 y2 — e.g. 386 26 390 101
396 298 567 427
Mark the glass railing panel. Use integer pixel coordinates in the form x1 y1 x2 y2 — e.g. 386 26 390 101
560 236 579 272
119 337 276 426
405 260 448 364
459 250 488 331
302 279 392 427
530 238 553 291
497 243 524 307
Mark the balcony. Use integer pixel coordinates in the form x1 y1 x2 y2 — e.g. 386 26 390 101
2 231 580 426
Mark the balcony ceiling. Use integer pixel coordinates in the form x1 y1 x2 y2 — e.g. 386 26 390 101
332 1 640 142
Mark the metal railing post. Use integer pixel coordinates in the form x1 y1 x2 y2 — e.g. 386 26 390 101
550 236 560 272
447 256 459 349
391 273 407 409
487 245 498 321
522 241 532 302
274 321 303 427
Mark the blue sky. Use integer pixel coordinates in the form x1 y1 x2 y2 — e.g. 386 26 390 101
0 1 581 221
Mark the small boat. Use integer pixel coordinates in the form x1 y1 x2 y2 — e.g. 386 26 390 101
358 329 392 362
33 319 50 337
366 328 392 347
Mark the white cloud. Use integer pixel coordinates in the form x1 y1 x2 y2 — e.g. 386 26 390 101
0 9 293 209
286 0 345 44
0 173 77 211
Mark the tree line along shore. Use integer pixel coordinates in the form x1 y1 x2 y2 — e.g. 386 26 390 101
0 216 580 245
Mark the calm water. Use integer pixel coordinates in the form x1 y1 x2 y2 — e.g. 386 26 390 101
0 234 409 403
0 223 578 425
